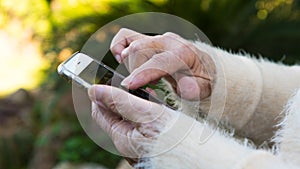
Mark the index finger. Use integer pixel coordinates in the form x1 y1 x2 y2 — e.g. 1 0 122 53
110 28 145 62
121 51 188 89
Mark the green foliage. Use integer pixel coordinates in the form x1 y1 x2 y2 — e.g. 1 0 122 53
0 130 34 169
1 0 299 169
58 135 120 167
42 0 300 66
0 0 51 36
38 1 300 167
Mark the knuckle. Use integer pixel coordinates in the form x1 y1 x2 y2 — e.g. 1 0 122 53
91 109 98 120
151 35 163 42
153 34 163 39
163 32 174 36
163 32 180 38
107 101 118 113
91 104 100 121
118 28 130 34
110 40 122 52
109 91 123 112
110 43 117 51
128 41 140 52
110 28 131 48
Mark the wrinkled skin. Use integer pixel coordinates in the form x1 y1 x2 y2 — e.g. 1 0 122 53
88 28 216 165
88 85 178 164
110 28 215 100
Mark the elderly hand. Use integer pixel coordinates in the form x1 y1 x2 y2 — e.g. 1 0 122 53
88 85 180 164
110 28 215 100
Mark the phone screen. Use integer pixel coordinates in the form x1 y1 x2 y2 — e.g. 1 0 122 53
58 52 169 107
79 61 114 85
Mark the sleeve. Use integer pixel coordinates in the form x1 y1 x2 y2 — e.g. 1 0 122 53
137 112 297 169
134 42 300 169
193 41 300 144
274 89 300 167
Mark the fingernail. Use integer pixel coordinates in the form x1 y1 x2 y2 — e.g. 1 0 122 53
115 54 121 63
121 77 130 88
121 75 143 89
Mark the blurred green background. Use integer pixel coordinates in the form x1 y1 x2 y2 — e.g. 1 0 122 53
0 0 299 169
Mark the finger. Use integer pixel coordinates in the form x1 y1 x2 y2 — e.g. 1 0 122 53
121 36 164 63
91 102 133 138
121 51 188 89
145 87 157 97
122 47 151 73
176 76 201 100
110 28 145 62
88 85 165 123
92 102 148 158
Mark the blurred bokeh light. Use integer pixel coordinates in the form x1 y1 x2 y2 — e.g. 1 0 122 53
0 0 299 169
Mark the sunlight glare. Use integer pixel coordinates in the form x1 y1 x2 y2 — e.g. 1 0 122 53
0 30 49 97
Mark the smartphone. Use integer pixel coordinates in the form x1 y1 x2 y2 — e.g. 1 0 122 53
57 51 166 105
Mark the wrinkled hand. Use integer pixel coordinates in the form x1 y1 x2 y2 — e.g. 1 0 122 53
110 28 215 100
88 85 178 164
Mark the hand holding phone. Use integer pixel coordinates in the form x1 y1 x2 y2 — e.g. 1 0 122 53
57 52 166 105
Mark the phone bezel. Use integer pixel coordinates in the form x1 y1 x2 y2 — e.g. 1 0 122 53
57 51 170 107
57 51 126 89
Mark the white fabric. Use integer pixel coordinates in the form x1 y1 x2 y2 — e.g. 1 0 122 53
194 41 300 144
134 41 300 169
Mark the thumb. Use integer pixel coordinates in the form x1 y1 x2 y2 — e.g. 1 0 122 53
176 76 200 100
88 85 165 123
177 76 211 100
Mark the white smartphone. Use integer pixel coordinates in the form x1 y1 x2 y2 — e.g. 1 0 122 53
57 51 166 105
